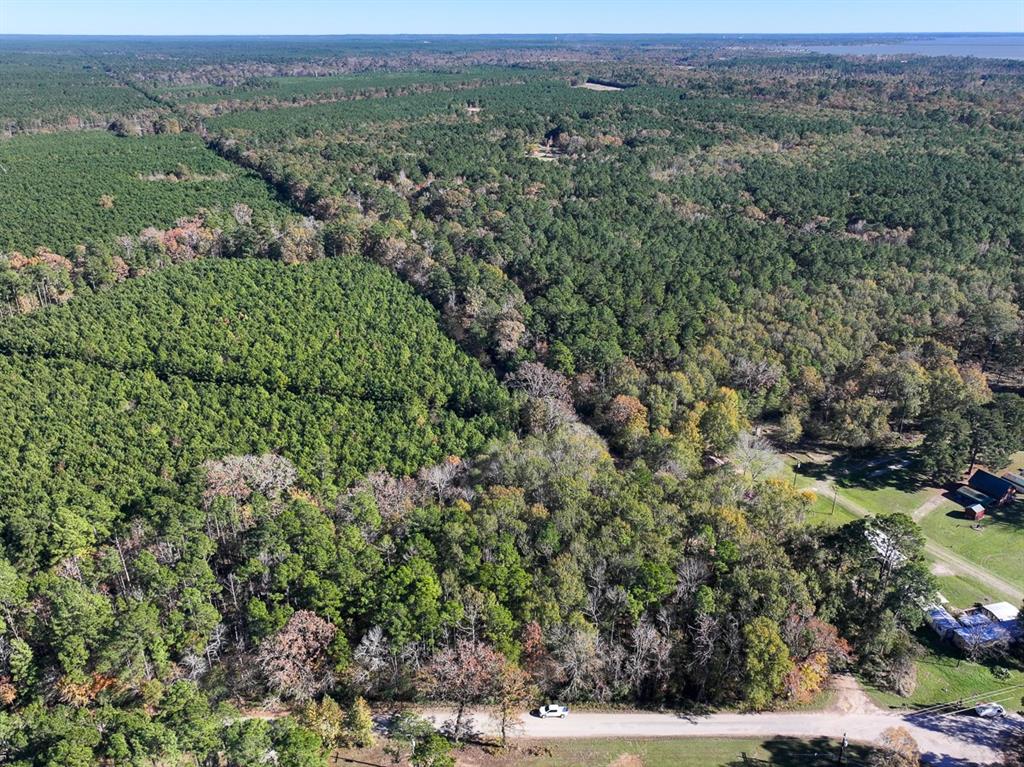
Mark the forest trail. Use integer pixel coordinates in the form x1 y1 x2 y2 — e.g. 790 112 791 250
808 479 1024 603
418 706 1021 765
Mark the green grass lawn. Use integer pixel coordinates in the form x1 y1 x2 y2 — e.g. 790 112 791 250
337 736 877 767
866 630 1024 711
781 456 858 526
786 451 934 517
495 737 876 767
934 571 1012 608
839 481 934 517
919 500 1024 594
805 491 860 526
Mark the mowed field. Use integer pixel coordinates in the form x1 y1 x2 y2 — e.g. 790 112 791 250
788 449 1024 595
336 736 877 767
867 629 1024 712
920 499 1024 596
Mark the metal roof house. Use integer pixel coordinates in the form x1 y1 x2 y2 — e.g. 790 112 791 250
983 602 1020 622
1003 471 1024 493
968 470 1018 506
955 486 993 508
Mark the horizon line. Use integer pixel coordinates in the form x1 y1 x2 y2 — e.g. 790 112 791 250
1 31 1018 38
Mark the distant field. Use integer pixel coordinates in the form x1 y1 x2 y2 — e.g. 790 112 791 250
156 67 521 104
0 131 290 252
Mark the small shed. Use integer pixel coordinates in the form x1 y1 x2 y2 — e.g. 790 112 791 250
1003 471 1024 493
955 486 993 508
965 503 986 521
968 470 1018 506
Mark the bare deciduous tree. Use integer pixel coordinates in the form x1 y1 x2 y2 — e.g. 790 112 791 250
201 453 297 508
547 624 608 702
507 362 572 403
730 431 784 485
257 610 336 701
417 639 502 743
625 618 672 698
732 356 783 393
417 455 465 504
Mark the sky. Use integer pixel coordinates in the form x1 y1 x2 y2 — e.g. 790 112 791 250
1 0 1022 37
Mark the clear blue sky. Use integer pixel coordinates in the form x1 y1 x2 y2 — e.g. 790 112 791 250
1 0 1021 36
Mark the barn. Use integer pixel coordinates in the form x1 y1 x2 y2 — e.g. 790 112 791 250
968 470 1017 506
1003 471 1024 494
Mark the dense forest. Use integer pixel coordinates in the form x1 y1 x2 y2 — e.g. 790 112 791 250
204 73 1024 453
0 131 294 254
0 34 1023 767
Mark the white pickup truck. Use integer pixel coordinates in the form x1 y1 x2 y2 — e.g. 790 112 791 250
537 704 570 719
974 703 1005 718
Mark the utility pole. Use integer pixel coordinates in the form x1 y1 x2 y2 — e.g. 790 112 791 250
831 487 838 516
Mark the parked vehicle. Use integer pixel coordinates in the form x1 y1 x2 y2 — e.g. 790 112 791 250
537 703 569 718
974 703 1005 718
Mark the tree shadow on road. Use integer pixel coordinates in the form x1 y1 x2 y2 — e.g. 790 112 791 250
905 709 1021 752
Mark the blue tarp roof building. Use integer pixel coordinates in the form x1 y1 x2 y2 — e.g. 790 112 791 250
927 603 1022 649
957 610 991 628
925 607 961 641
953 620 1024 649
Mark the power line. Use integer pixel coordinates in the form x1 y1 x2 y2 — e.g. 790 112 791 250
912 688 1023 719
905 682 1024 718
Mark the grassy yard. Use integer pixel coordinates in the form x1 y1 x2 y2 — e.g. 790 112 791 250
919 500 1024 594
335 737 878 767
822 453 934 517
839 482 934 517
786 450 935 517
934 570 1013 607
866 630 1024 712
804 490 860 526
499 737 876 767
781 455 859 526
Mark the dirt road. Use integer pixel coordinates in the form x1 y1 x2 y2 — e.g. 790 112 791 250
421 705 1021 765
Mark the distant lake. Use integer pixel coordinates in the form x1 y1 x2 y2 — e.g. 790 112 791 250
799 34 1024 61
